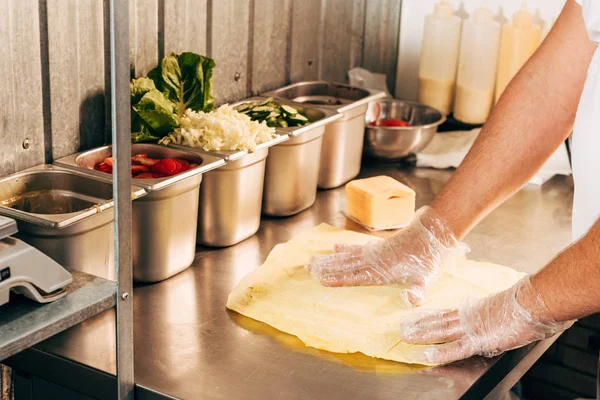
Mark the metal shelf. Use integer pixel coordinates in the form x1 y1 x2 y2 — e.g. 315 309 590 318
0 271 116 361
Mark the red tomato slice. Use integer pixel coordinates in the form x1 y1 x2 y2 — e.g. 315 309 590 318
174 159 190 174
188 163 199 170
151 159 178 176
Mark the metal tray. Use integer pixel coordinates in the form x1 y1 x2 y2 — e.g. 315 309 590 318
264 82 387 189
233 96 342 137
54 144 224 282
196 147 269 247
228 96 342 216
0 164 145 279
0 164 145 229
55 143 225 191
263 81 386 119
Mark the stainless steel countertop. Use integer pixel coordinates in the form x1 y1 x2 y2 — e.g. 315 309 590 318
7 165 575 400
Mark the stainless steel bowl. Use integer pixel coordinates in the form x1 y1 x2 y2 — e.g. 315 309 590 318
364 99 445 161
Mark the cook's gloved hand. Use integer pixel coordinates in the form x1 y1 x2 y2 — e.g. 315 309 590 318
399 275 572 364
306 206 466 306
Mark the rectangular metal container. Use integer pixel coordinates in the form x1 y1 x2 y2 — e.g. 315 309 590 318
0 164 146 280
55 143 224 282
175 133 288 247
234 96 342 216
264 81 386 189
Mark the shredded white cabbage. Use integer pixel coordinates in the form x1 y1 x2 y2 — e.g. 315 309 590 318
159 104 277 152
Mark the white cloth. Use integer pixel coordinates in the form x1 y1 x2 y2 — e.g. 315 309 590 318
416 128 572 186
571 0 600 240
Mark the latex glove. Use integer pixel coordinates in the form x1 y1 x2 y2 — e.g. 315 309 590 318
399 275 572 364
306 206 466 306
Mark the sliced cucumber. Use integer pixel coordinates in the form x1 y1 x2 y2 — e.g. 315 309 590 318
288 113 308 122
258 97 274 106
234 99 310 128
234 103 252 112
280 105 298 116
251 106 275 113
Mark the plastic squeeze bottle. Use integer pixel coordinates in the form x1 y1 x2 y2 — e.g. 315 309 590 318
495 3 542 103
454 5 501 124
418 0 462 116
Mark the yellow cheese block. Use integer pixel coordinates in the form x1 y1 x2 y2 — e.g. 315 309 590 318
345 176 416 228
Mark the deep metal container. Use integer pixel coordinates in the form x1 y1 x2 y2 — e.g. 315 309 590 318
233 96 342 217
0 164 146 280
198 148 269 247
55 143 224 282
264 81 386 189
178 134 288 247
262 128 324 216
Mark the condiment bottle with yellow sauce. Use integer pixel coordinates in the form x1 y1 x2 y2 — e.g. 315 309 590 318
495 3 542 103
418 0 462 116
454 5 501 125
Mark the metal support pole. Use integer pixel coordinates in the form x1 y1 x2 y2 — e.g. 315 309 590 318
109 0 134 399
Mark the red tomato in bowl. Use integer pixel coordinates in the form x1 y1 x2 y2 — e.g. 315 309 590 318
372 118 411 127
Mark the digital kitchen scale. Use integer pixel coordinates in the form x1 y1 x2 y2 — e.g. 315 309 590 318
0 216 72 306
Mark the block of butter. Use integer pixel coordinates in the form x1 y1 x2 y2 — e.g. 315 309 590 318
345 175 416 231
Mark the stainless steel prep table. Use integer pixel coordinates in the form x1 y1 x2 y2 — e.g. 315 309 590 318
5 165 574 400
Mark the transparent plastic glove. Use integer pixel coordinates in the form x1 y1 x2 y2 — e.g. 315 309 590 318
306 206 466 306
399 275 572 364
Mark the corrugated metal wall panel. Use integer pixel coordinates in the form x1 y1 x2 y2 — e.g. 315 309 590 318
363 0 401 93
290 0 322 82
46 0 106 160
0 0 402 177
0 0 46 176
349 0 367 70
132 0 159 77
46 1 78 159
320 0 366 82
77 1 106 153
250 0 291 95
163 0 208 56
210 0 250 104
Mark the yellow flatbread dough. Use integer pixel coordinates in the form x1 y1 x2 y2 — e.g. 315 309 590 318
226 223 525 366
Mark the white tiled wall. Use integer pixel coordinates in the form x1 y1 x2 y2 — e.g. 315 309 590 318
395 0 567 100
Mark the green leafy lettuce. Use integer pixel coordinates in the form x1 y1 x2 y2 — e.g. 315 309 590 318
148 52 216 118
129 52 216 143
